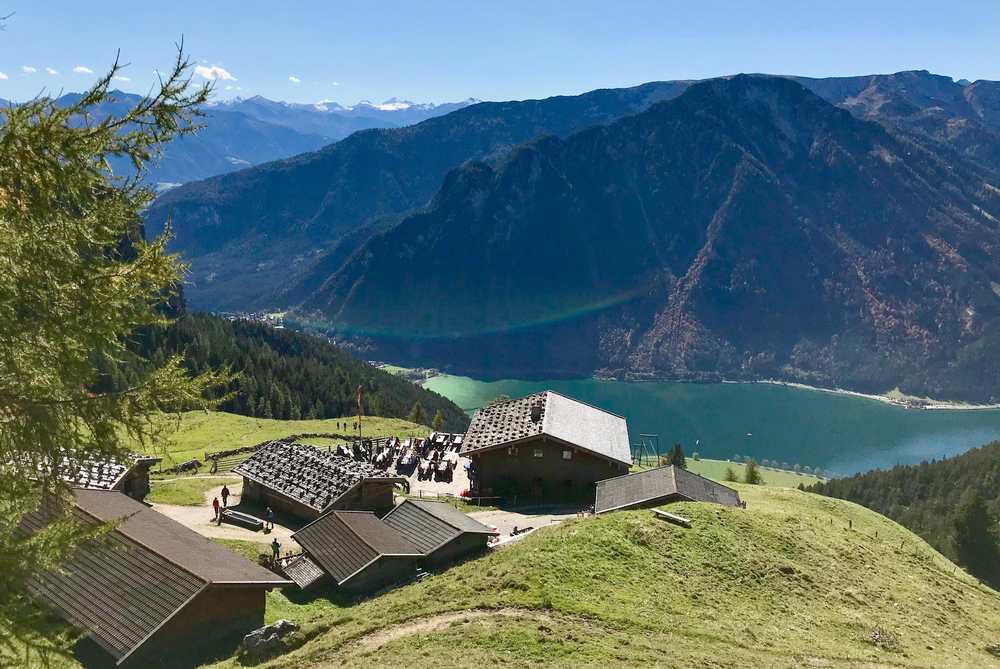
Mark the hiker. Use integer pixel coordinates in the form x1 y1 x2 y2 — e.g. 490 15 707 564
212 496 220 522
265 506 275 530
271 538 281 563
221 485 230 508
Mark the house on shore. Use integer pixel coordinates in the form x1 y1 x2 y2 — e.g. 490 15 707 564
233 441 408 520
19 490 291 667
288 510 421 593
382 499 495 568
594 465 741 514
460 391 632 502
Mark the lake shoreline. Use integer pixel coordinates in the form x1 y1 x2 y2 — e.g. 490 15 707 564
729 379 1000 411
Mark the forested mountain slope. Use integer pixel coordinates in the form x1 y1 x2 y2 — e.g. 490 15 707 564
100 313 469 431
301 76 1000 400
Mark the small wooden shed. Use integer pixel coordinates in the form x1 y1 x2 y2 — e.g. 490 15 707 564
291 510 421 593
382 499 495 568
594 465 741 514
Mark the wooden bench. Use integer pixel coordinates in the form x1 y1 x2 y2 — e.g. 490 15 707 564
221 509 264 531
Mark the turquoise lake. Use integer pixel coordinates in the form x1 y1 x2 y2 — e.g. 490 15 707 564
423 375 1000 475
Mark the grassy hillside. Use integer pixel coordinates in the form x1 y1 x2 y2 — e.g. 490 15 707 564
135 410 430 467
687 458 825 487
186 485 1000 669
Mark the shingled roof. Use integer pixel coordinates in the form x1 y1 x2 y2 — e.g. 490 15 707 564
594 465 741 514
461 391 631 465
292 510 421 586
40 453 161 491
382 499 494 555
19 490 290 665
233 441 405 513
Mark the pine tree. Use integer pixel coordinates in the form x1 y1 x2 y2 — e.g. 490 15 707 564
953 491 1000 586
724 467 739 482
408 401 427 425
744 459 764 485
669 443 687 469
432 409 445 431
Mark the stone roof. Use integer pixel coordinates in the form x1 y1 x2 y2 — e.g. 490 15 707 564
594 465 741 514
461 391 631 465
53 453 161 491
233 441 404 513
19 490 290 665
292 510 420 586
382 499 494 555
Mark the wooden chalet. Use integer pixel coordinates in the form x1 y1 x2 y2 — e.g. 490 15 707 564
57 453 162 501
382 499 495 568
460 391 632 502
288 510 421 593
19 490 291 666
594 465 741 514
233 441 408 520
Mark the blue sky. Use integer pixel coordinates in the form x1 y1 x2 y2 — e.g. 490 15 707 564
1 1 998 104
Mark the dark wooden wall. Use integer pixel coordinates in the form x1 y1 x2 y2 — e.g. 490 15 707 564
469 436 629 502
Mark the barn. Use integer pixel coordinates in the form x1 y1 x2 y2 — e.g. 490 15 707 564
288 510 421 593
461 391 632 502
382 499 495 568
594 465 742 514
19 490 291 667
233 441 408 520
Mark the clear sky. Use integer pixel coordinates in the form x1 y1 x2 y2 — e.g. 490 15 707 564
1 1 998 104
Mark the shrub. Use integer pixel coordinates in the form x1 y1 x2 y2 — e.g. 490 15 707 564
744 459 764 485
724 467 739 482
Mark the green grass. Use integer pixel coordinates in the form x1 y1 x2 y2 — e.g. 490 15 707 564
189 485 1000 669
132 411 430 468
687 458 825 487
147 476 239 506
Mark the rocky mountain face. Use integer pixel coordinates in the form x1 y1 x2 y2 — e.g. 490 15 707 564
300 76 1000 401
143 81 692 309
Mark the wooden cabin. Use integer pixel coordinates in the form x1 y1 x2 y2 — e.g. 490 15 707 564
233 441 408 520
460 391 632 502
382 499 495 568
19 490 291 667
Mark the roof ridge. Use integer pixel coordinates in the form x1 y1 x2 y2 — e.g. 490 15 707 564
544 389 627 419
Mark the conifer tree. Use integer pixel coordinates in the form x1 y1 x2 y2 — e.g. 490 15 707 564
669 443 687 469
744 459 764 485
953 491 1000 586
0 49 229 661
432 409 445 431
408 400 427 425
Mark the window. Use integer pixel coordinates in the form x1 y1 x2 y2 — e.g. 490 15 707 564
507 446 518 456
562 450 572 460
533 448 544 458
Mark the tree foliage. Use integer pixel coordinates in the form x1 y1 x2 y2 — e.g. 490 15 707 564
110 313 470 431
808 440 1000 587
743 459 763 485
408 401 427 426
0 51 229 663
668 443 687 469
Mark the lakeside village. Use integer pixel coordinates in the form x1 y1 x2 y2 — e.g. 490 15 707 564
27 390 793 666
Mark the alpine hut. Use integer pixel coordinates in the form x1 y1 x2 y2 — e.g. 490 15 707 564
460 391 631 502
382 499 495 568
233 441 408 520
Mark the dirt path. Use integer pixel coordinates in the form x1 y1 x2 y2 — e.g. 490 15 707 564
149 480 297 545
469 506 583 546
353 607 555 652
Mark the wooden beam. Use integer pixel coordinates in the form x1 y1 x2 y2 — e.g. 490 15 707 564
652 508 691 528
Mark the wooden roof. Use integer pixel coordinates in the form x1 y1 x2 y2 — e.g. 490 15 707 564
19 490 290 665
382 499 493 555
461 391 632 465
594 465 741 514
292 510 420 586
233 441 405 513
283 554 327 590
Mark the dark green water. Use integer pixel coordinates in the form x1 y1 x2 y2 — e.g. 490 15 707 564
423 375 1000 475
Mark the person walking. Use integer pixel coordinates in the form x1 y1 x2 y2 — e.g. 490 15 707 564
212 496 220 523
221 484 230 508
265 506 275 530
270 537 281 564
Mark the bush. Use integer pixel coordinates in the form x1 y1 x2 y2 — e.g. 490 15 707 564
723 467 738 482
744 459 764 485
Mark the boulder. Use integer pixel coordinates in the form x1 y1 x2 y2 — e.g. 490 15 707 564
240 620 299 662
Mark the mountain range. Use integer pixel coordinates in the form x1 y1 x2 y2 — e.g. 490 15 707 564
0 91 477 187
145 71 1000 401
